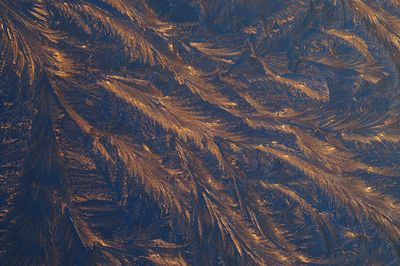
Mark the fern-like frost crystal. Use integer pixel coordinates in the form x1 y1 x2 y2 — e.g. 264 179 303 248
0 0 399 265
